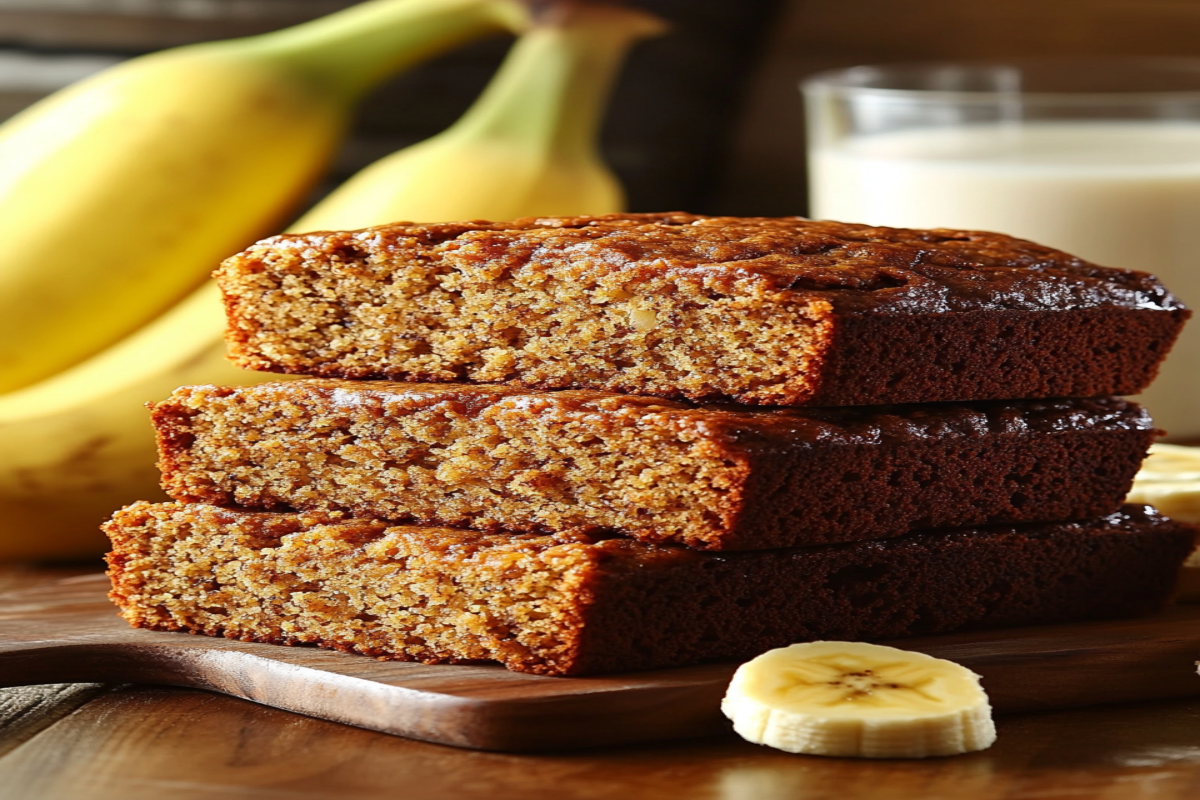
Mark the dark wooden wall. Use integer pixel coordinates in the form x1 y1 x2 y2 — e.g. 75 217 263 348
2 0 1199 216
720 0 1200 216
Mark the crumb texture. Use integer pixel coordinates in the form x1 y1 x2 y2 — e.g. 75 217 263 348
104 503 1197 676
216 213 1188 405
153 383 1155 549
104 502 600 675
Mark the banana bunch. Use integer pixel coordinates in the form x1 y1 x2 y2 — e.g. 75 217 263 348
0 0 527 394
722 641 997 758
0 1 662 560
294 2 666 230
0 285 236 560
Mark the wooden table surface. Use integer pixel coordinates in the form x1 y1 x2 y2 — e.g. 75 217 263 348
2 566 1198 800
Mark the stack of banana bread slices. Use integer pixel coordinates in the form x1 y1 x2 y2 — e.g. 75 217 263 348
104 213 1198 677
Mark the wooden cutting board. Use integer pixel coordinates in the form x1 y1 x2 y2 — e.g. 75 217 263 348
2 574 1198 753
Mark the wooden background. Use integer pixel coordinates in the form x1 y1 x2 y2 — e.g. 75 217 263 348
4 0 1200 218
722 0 1200 214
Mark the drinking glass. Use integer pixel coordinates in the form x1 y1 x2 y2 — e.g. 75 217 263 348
803 59 1200 439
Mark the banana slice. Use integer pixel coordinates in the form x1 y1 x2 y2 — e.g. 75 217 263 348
722 641 996 758
1126 444 1200 601
1126 443 1200 526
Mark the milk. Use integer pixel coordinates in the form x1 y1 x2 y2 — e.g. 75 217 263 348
811 121 1200 439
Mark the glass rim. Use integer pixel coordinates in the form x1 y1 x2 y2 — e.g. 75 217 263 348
802 56 1200 103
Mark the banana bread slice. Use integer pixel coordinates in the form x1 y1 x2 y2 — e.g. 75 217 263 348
104 503 1197 677
152 380 1156 551
216 213 1188 406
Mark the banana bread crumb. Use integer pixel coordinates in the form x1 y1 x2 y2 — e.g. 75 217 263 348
216 213 1189 405
105 502 1196 676
152 382 1156 550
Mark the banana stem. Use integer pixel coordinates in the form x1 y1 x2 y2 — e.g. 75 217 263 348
444 2 667 161
240 0 529 101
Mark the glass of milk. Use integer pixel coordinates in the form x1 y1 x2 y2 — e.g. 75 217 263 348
803 59 1200 440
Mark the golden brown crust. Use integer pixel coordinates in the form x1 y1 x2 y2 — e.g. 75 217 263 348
235 213 1183 313
104 502 1197 676
216 213 1189 406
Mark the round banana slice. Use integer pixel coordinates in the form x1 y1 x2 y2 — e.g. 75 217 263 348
722 641 996 758
1126 443 1200 525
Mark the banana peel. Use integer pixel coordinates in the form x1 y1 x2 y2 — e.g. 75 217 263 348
0 1 663 560
0 0 527 394
292 1 666 230
0 286 269 559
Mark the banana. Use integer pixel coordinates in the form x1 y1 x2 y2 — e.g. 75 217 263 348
1126 443 1200 525
0 285 261 559
722 641 997 758
1125 443 1200 602
0 0 527 394
291 1 666 231
0 1 656 560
